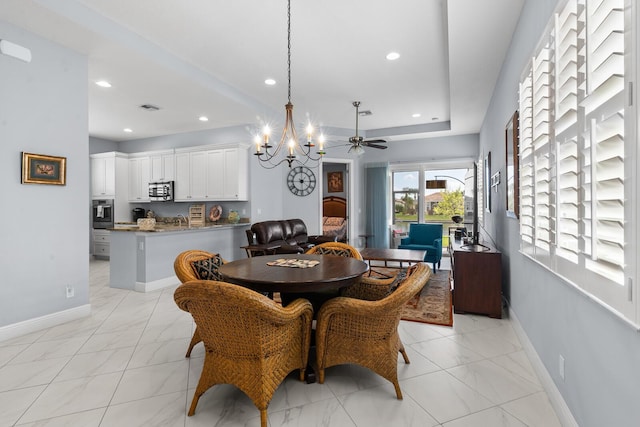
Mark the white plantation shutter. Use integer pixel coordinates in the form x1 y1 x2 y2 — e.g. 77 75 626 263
518 0 635 322
532 44 553 257
555 1 580 264
582 0 625 284
519 73 535 251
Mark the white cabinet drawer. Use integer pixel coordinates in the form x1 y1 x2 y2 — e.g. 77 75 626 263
94 233 110 243
94 243 110 256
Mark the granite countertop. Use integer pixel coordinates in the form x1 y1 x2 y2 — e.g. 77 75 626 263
111 220 249 233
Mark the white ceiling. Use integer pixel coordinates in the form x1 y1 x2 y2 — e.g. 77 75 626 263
0 0 524 146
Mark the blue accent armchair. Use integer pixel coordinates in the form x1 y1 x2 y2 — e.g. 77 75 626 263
398 223 443 272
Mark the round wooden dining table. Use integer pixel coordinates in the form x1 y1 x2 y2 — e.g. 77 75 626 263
218 253 369 294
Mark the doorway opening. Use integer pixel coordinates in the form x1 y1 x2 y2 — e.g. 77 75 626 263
320 158 354 245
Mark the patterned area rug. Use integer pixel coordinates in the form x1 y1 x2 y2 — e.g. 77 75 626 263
370 267 453 327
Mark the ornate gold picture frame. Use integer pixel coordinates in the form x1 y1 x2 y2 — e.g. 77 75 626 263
21 152 66 185
327 171 343 193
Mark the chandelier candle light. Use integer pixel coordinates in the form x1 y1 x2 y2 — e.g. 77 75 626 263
254 0 325 168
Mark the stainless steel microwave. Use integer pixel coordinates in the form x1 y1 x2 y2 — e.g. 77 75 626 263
148 181 174 201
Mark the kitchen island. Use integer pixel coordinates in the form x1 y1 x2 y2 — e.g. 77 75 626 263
109 223 250 292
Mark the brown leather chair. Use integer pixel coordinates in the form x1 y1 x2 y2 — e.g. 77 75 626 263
246 218 334 256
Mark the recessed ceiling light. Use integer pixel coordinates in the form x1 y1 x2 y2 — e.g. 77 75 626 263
265 78 276 85
386 52 400 61
412 113 421 118
95 80 112 88
199 116 209 122
123 128 132 133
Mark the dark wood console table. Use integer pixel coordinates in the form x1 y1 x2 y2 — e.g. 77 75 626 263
449 237 502 318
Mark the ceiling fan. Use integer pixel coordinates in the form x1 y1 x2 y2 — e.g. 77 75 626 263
347 101 387 154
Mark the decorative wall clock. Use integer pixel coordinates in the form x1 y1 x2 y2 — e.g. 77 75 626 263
287 166 316 196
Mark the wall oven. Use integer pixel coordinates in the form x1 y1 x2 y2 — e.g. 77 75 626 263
92 199 114 229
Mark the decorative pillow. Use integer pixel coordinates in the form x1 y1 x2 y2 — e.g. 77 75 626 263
324 216 344 226
190 254 224 280
390 264 420 292
315 246 352 258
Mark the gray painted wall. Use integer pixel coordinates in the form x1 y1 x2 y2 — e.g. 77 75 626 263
0 21 89 327
480 1 640 426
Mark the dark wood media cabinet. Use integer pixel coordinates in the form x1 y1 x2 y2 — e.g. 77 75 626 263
449 238 502 318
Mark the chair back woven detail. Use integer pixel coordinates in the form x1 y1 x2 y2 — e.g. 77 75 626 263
305 242 363 260
174 280 313 427
315 262 432 399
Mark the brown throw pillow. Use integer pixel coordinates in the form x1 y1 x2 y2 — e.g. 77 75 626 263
190 254 224 280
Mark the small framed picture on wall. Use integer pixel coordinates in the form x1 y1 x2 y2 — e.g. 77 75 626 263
327 171 343 193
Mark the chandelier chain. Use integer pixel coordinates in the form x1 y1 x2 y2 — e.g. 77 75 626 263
287 0 291 103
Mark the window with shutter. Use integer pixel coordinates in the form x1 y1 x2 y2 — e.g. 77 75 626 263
517 0 635 323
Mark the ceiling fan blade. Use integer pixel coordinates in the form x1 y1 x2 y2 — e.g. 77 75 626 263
364 143 388 149
363 139 386 144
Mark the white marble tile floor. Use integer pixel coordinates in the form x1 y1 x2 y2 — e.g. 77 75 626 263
0 258 562 426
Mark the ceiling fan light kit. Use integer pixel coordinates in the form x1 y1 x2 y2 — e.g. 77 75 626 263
345 101 388 155
253 0 324 169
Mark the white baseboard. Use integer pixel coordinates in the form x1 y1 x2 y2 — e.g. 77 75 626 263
134 275 179 293
0 304 91 343
508 307 578 427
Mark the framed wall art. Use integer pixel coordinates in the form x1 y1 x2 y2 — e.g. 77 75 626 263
484 152 491 213
505 111 519 218
21 152 66 185
327 171 344 193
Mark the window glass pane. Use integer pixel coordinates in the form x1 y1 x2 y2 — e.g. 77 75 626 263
424 169 471 243
392 171 419 236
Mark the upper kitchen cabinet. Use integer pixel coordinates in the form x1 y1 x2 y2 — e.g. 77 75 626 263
150 150 175 182
90 152 128 199
222 147 247 200
128 154 151 202
174 144 248 202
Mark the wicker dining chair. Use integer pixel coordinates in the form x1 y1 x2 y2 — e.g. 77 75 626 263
305 242 399 301
174 280 313 427
173 250 227 357
315 262 432 399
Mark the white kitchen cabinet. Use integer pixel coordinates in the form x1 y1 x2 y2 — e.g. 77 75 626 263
223 147 248 200
93 229 110 259
128 156 151 202
174 145 248 202
90 152 129 222
174 152 191 201
91 154 115 197
174 151 207 201
150 151 174 182
205 150 224 199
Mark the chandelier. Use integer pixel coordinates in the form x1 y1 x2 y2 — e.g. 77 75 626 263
254 0 325 168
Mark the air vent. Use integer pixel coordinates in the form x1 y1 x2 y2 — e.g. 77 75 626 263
139 104 160 111
359 110 372 116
